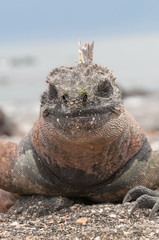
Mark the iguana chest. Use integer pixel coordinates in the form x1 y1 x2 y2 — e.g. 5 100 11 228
35 135 132 187
30 117 145 192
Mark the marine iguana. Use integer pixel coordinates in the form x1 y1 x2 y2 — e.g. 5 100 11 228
0 41 159 219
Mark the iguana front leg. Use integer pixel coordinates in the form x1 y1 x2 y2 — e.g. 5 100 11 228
0 141 20 211
0 136 59 212
123 151 159 219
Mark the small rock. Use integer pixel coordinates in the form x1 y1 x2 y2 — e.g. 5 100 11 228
94 236 101 240
10 221 19 226
76 217 88 225
16 207 23 214
0 108 15 136
110 214 116 218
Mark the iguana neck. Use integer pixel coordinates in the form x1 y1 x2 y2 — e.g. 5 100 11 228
31 111 149 182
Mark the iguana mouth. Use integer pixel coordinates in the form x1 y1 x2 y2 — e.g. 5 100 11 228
47 106 122 140
41 105 122 142
47 106 120 120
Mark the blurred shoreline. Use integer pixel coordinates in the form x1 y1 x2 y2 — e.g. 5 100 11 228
1 36 159 103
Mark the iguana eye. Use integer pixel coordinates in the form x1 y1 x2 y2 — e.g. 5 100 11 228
43 108 50 117
49 84 58 99
97 80 113 98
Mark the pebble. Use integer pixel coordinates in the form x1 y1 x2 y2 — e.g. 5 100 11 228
10 221 19 226
76 217 88 225
94 237 101 240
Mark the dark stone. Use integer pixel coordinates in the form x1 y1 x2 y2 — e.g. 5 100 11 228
0 108 15 136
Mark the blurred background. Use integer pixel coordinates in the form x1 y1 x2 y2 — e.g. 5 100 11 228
0 0 159 146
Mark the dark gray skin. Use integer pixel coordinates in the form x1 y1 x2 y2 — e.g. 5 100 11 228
0 42 159 219
123 187 159 219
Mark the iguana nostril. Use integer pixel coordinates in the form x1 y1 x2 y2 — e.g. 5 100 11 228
62 94 68 104
82 94 87 106
83 94 87 102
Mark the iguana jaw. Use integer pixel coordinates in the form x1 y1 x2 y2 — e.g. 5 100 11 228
41 105 122 142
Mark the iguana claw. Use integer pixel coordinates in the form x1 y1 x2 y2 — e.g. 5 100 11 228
149 200 159 220
123 193 132 203
123 186 159 219
129 202 139 217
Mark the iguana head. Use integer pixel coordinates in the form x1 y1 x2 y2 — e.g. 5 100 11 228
40 41 124 142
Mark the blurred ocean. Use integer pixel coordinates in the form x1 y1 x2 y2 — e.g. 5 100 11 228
1 36 159 105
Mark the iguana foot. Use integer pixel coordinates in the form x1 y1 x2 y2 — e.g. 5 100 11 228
123 186 159 219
